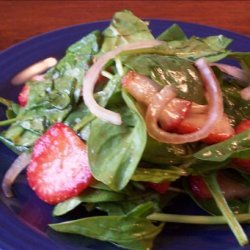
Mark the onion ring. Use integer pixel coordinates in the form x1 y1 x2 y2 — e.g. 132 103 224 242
83 40 163 125
11 57 57 85
146 58 224 144
211 63 248 82
2 152 31 197
211 63 250 101
241 86 250 101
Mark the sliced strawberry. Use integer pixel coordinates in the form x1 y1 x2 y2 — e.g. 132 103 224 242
122 71 159 105
190 174 250 200
233 119 250 172
27 123 92 205
18 85 30 107
147 181 170 194
189 176 212 199
235 119 250 134
175 113 234 144
159 98 192 131
233 158 250 172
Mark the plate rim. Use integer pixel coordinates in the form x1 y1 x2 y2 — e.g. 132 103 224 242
1 18 249 56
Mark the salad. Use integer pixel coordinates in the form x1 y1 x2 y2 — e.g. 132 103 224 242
1 10 250 250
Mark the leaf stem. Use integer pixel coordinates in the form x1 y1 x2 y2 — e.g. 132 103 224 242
0 97 12 107
0 118 17 126
147 213 250 225
115 57 124 76
101 70 113 80
203 174 249 246
168 187 187 194
73 114 95 132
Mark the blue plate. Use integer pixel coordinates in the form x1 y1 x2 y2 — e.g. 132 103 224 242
0 20 250 250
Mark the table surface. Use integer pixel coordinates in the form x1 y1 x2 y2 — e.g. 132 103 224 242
0 0 250 51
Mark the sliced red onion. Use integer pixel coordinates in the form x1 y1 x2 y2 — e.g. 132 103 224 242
211 63 250 101
11 57 57 85
2 152 31 197
241 86 250 101
83 40 163 125
211 63 248 82
146 58 224 144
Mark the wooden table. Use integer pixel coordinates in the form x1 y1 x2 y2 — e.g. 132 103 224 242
0 1 249 51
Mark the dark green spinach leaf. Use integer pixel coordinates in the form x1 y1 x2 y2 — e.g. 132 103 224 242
50 202 163 250
142 132 194 165
125 55 206 104
132 166 188 183
0 32 100 152
53 188 125 216
88 91 147 191
157 24 187 42
194 130 250 162
101 10 154 54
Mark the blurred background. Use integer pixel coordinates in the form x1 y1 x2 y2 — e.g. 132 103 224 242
0 0 249 51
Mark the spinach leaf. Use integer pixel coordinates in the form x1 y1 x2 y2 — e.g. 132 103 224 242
229 52 250 71
0 126 36 153
125 55 206 104
94 74 122 107
64 74 121 140
48 31 101 102
161 35 232 61
157 24 187 42
127 202 156 217
194 130 250 162
88 91 147 191
142 136 191 165
53 188 125 216
101 10 154 54
189 159 230 175
99 186 175 214
118 32 231 63
126 35 230 62
96 190 177 217
0 97 20 119
64 103 90 129
50 203 163 250
131 166 188 183
221 77 250 124
0 32 100 152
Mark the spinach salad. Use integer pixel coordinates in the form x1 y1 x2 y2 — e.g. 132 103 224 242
1 10 250 250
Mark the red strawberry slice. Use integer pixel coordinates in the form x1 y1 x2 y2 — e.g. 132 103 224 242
147 181 170 194
18 85 30 107
190 174 250 200
27 123 92 205
159 98 192 131
233 158 250 172
233 119 250 172
235 119 250 134
175 113 234 144
189 176 212 199
122 71 160 105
